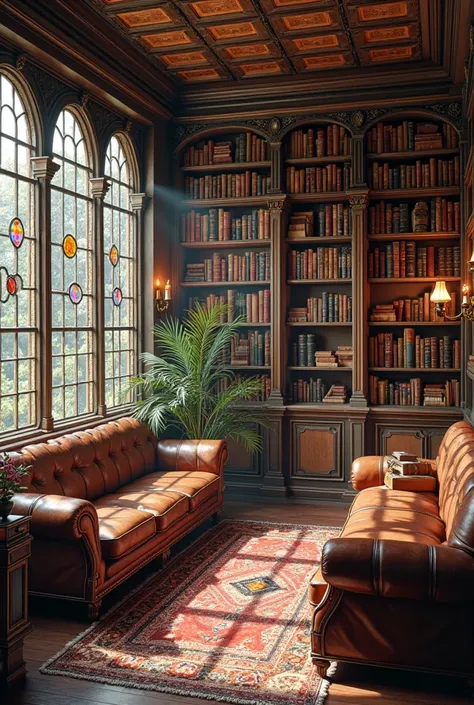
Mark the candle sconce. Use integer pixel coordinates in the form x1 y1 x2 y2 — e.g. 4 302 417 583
155 279 171 313
430 247 474 320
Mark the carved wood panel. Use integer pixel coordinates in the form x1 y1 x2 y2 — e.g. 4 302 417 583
225 434 259 475
376 425 453 460
291 421 343 480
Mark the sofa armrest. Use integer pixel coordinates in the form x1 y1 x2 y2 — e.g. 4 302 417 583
321 537 474 603
351 455 436 491
157 440 228 477
13 493 102 562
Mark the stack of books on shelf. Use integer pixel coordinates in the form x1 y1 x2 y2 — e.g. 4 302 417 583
369 291 456 322
184 172 271 200
287 294 352 323
322 385 348 403
289 378 326 403
369 199 460 234
368 242 460 278
287 206 352 238
369 376 460 406
185 251 270 283
287 211 313 238
289 246 352 280
369 157 459 190
215 374 271 401
369 330 461 368
181 208 270 242
366 121 458 154
336 346 353 367
211 141 232 164
183 136 268 167
286 163 351 194
289 125 351 158
188 290 270 323
315 350 338 368
230 331 271 367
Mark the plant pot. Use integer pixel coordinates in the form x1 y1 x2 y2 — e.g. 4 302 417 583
0 500 13 521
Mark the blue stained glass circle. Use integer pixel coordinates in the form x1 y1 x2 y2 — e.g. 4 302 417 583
68 282 83 305
112 287 123 307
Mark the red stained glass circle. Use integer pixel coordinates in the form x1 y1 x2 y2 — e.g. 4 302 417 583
6 276 17 295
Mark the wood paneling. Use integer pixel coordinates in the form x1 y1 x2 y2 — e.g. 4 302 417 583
292 421 343 479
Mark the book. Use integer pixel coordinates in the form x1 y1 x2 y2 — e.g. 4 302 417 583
387 458 434 476
384 472 437 491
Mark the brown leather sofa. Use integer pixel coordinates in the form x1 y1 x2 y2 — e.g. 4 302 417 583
309 420 474 679
12 418 227 618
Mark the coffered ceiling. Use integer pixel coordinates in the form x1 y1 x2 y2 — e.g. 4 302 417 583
96 0 427 84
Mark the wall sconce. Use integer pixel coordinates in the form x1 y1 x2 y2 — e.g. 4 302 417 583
155 279 171 313
430 243 474 320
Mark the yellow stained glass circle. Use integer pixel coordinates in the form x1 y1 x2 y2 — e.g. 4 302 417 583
63 234 77 259
109 244 119 267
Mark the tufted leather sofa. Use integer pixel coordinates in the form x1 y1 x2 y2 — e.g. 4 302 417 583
309 420 474 679
12 418 227 618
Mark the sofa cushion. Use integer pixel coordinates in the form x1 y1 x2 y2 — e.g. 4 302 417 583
95 486 189 531
341 487 446 545
130 470 220 510
95 504 156 560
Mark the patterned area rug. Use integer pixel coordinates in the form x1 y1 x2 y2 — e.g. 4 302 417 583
41 520 339 705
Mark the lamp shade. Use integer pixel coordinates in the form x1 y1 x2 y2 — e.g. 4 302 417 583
430 280 451 304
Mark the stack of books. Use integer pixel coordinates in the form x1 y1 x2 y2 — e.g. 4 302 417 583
287 212 313 239
322 385 348 403
185 263 205 282
212 141 233 164
414 124 443 151
387 451 433 475
423 384 448 406
384 451 437 491
315 350 338 368
335 346 353 367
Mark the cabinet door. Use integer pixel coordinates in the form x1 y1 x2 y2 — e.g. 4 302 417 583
376 425 450 459
291 421 344 481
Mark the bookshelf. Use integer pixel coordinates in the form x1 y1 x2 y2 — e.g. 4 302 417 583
173 112 465 501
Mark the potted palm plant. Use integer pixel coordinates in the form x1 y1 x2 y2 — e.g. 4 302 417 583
130 303 270 452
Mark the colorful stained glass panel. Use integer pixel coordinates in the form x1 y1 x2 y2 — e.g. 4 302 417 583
63 234 77 258
112 287 123 306
68 282 83 305
109 244 119 267
9 217 24 249
6 275 16 295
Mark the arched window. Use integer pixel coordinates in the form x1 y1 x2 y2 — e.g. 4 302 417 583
103 134 137 409
51 108 94 421
0 72 37 436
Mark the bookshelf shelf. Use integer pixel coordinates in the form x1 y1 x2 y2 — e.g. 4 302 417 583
286 402 350 408
287 322 352 327
181 281 271 287
223 322 270 327
369 405 463 413
227 365 271 370
288 366 352 371
369 321 461 327
369 368 461 373
182 196 269 207
368 232 459 242
288 192 349 204
369 187 460 199
286 155 351 166
286 236 352 245
181 240 270 249
181 161 271 173
287 278 352 285
366 148 459 160
368 276 460 283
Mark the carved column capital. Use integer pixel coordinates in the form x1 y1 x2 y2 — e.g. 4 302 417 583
16 53 27 72
89 176 110 200
347 189 369 209
267 197 287 215
30 156 60 181
130 192 150 212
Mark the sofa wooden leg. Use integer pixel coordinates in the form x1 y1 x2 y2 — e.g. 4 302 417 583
160 548 171 567
313 658 331 679
212 509 222 525
87 600 102 621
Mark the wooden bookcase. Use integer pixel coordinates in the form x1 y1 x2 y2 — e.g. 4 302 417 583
173 109 465 501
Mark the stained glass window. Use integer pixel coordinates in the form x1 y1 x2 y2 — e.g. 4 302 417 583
51 109 95 421
0 73 37 435
104 135 137 409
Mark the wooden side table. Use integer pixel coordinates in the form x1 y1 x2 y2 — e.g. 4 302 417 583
0 515 32 687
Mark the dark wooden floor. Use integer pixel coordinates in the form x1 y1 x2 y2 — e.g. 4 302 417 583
5 500 473 705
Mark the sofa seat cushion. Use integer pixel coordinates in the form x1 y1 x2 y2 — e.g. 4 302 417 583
309 566 327 605
131 470 220 510
96 485 190 531
341 487 445 545
95 504 156 560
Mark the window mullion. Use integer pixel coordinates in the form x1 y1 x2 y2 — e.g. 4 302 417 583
31 156 61 432
130 193 148 368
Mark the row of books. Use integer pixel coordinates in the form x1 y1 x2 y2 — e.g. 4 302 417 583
181 209 270 242
369 376 460 407
184 252 271 283
215 375 270 401
229 331 271 367
291 338 352 368
183 135 268 166
368 331 461 369
289 378 327 403
370 158 459 190
184 172 271 200
288 126 351 159
287 207 352 238
286 163 351 194
368 243 460 278
288 294 352 323
369 292 457 322
288 247 352 281
366 121 458 154
187 290 270 323
368 199 460 234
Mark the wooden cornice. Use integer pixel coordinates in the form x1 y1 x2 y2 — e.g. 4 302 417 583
0 0 177 122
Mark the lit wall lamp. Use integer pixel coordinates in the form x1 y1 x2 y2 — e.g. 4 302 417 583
430 245 474 320
155 278 171 313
